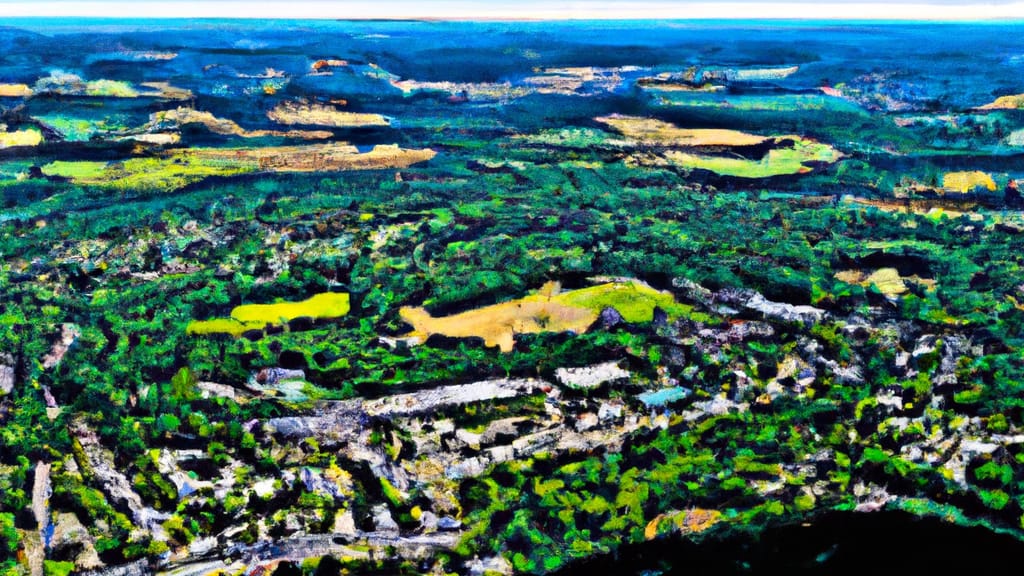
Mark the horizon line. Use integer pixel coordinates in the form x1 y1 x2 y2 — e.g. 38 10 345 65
4 2 1024 22
7 16 1024 23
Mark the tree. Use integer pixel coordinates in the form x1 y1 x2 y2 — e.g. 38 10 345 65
0 513 17 557
170 366 197 402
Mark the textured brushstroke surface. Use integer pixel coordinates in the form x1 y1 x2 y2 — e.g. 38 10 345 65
2 18 1024 576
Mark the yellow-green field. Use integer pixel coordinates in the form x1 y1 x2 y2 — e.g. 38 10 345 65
941 171 997 194
597 115 768 147
0 128 43 149
40 143 436 191
662 138 840 178
597 115 841 178
978 93 1024 110
188 292 351 336
834 268 938 297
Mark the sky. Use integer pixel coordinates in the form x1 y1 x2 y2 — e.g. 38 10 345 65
1 0 1024 20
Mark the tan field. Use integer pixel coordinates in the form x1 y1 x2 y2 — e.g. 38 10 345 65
400 279 688 352
268 100 391 127
400 298 597 352
596 114 769 147
149 108 332 140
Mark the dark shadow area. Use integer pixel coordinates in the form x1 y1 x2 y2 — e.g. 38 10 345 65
554 511 1024 576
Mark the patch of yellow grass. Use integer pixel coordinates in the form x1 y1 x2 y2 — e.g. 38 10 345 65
0 84 33 97
85 79 138 97
41 143 435 190
0 127 43 149
232 292 350 324
268 100 391 127
941 171 997 194
186 318 256 337
978 93 1024 110
187 292 350 337
400 279 687 352
659 135 840 178
596 114 768 147
833 270 866 285
556 280 689 322
835 268 911 296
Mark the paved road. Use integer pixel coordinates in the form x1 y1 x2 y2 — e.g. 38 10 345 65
28 461 52 576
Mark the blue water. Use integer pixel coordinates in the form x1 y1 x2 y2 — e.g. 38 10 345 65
637 386 690 408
